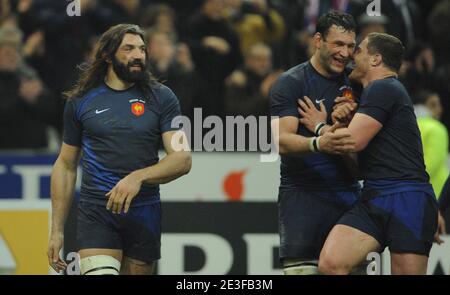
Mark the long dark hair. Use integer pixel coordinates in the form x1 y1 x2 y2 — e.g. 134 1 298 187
63 24 158 100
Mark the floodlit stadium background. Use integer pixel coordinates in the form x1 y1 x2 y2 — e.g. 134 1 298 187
0 0 449 275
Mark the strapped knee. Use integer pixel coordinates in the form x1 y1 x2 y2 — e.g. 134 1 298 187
283 259 319 275
80 255 121 275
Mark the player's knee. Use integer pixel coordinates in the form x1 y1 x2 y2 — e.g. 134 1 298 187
318 256 351 275
80 255 121 275
120 257 155 275
349 262 370 275
391 256 427 275
283 259 319 275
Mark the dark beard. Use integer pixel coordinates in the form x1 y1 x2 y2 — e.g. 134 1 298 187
112 57 147 83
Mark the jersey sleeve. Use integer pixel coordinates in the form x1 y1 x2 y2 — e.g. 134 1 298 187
159 86 182 133
357 81 397 125
269 74 303 118
62 100 82 146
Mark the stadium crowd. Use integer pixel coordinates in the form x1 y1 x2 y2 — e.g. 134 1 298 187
0 0 449 163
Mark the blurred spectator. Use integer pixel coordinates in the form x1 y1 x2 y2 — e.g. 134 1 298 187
281 1 350 67
147 29 200 120
384 0 424 48
428 0 450 65
303 0 352 34
0 26 56 150
97 0 140 25
356 13 387 42
83 35 100 64
413 90 449 197
349 0 424 49
22 29 45 60
0 9 18 28
16 0 105 133
140 0 202 37
270 0 307 67
0 0 12 18
224 43 280 116
434 63 450 133
147 30 194 81
427 1 450 133
228 0 286 57
400 41 438 96
139 4 177 41
186 0 242 117
0 0 446 149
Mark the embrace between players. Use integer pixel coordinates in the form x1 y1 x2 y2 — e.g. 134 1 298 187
47 11 446 275
271 10 445 275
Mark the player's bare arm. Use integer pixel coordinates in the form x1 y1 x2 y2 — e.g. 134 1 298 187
274 116 314 155
292 95 357 154
48 143 81 272
106 130 191 214
298 95 361 176
137 130 192 185
327 112 382 177
311 112 379 181
274 114 355 156
344 113 383 152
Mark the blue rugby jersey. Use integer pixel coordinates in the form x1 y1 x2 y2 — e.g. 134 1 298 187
270 61 360 191
63 82 181 206
356 77 432 199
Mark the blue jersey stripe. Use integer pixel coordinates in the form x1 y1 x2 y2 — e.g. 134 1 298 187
76 86 108 121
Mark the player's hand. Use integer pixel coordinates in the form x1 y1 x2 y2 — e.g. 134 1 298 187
106 172 143 214
331 97 357 125
298 96 327 133
319 123 356 154
434 211 446 245
333 96 355 109
47 231 67 273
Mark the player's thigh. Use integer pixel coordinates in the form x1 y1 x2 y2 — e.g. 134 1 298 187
278 189 357 261
386 191 438 257
77 201 123 249
77 201 124 275
319 225 380 274
385 191 437 275
390 253 428 275
120 257 155 275
120 202 162 266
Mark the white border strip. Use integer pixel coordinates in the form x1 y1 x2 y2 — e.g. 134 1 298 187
0 200 51 210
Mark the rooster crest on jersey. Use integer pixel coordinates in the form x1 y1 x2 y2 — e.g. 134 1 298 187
339 85 354 100
130 101 145 116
